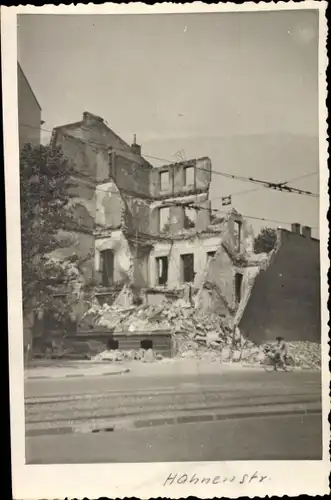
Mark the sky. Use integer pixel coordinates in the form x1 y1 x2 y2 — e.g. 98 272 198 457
17 10 320 237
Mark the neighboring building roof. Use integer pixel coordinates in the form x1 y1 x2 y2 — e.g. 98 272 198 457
17 61 42 111
53 111 131 151
53 111 154 169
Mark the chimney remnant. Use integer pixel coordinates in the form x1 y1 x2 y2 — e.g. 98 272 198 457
131 134 141 155
291 223 301 234
83 111 104 126
301 225 312 238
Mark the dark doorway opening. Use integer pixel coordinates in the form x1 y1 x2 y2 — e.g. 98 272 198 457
100 249 114 286
180 253 194 283
156 256 168 285
107 338 119 350
235 273 243 303
141 339 153 350
234 221 242 252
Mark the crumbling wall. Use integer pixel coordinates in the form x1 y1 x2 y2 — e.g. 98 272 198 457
149 192 209 235
202 246 236 311
132 246 150 289
150 157 212 198
149 235 222 289
195 212 261 319
124 195 151 235
95 180 125 228
239 230 321 344
114 154 151 197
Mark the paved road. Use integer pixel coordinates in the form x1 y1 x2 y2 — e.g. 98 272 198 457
27 414 322 463
25 369 322 463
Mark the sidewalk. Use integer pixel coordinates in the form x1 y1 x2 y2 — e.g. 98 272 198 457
25 361 130 380
25 357 316 381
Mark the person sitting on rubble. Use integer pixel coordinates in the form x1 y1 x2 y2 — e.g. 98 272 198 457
272 336 288 371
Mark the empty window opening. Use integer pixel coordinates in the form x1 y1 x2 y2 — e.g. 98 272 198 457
159 206 170 233
184 206 196 229
107 338 119 350
160 171 169 191
108 147 114 177
156 256 168 285
181 253 195 283
100 249 114 286
235 273 243 303
234 221 242 252
207 251 216 261
141 339 153 350
184 166 194 186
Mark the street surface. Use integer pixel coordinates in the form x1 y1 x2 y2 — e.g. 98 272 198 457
25 368 322 463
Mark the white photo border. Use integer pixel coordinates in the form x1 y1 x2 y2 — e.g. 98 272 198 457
2 2 329 498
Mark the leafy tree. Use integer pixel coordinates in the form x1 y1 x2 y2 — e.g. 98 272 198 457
20 143 79 316
253 227 277 254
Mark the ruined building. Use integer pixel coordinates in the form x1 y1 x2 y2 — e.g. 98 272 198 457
49 112 254 314
44 111 320 346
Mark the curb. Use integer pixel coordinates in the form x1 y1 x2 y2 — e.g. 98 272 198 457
26 368 130 380
26 407 321 438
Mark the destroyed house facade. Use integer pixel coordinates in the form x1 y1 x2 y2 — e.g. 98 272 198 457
47 111 255 325
45 112 320 350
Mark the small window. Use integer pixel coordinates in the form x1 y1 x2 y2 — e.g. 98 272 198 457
141 339 153 350
156 256 168 285
234 221 242 252
181 253 194 283
100 249 114 286
107 338 119 350
207 251 216 261
184 206 196 229
160 171 169 191
159 206 170 233
109 147 113 177
235 273 243 303
184 166 194 186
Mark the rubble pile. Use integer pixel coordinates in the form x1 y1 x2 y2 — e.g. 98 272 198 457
241 340 321 370
286 341 321 369
81 298 240 359
80 301 321 370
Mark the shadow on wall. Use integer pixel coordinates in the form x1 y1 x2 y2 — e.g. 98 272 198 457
239 230 321 344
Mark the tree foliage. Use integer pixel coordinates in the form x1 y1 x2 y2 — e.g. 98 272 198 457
253 227 277 254
20 143 79 313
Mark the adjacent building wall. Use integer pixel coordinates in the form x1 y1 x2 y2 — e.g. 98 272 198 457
18 62 42 150
239 228 321 344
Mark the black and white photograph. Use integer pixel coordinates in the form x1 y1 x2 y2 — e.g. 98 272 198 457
2 2 329 498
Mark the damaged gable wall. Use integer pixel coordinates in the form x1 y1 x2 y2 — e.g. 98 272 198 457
197 212 257 315
239 229 321 344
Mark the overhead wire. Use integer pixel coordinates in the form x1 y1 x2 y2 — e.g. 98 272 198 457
20 122 319 229
20 122 319 198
